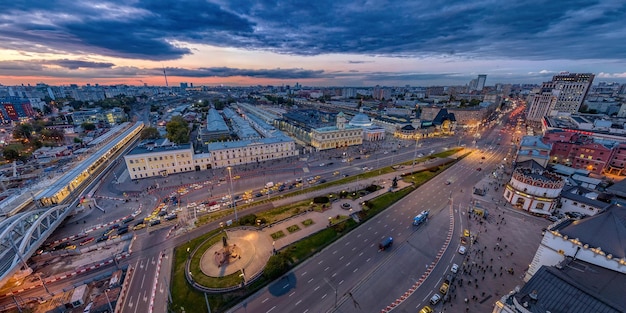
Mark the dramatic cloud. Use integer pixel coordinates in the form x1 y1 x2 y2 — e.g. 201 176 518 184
48 59 115 69
0 0 624 61
163 67 326 79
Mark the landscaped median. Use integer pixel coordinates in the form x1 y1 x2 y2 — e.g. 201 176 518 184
169 149 468 313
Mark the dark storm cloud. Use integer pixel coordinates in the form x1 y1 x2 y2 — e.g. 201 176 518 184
0 59 327 79
48 59 115 69
163 67 326 79
0 0 624 61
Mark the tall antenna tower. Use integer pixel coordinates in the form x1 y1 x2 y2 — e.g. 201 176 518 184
163 66 169 87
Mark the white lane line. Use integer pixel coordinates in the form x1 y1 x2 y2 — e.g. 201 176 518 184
301 271 307 276
345 262 351 267
289 292 296 297
339 280 344 285
308 278 314 283
322 293 327 299
333 250 338 254
339 256 344 261
366 258 371 262
332 272 337 278
262 298 269 303
296 300 302 306
318 260 323 265
266 306 276 313
314 286 320 291
359 252 363 256
324 267 330 271
353 268 359 273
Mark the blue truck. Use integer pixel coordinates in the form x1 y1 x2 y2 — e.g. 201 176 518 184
413 210 429 226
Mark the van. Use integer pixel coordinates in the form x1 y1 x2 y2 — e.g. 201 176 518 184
378 237 393 251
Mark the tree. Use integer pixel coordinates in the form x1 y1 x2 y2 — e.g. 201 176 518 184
3 147 20 162
165 116 190 144
140 127 161 140
81 122 96 131
263 254 290 280
13 124 33 142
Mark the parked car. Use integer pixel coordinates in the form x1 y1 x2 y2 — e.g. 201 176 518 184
133 223 146 230
450 263 459 274
430 293 441 305
149 219 161 226
419 306 433 313
79 237 94 246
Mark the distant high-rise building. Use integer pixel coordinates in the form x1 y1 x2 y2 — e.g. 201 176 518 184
526 72 595 126
476 74 487 91
180 82 188 89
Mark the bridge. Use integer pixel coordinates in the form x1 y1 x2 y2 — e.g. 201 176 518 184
0 205 72 286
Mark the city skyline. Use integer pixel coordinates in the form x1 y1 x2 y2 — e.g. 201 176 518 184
1 0 625 87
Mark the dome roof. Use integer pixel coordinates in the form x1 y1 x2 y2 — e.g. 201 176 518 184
349 113 372 127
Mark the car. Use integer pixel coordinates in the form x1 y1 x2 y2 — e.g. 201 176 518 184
419 306 433 313
476 167 482 171
445 181 451 185
97 236 108 242
430 293 441 305
158 210 168 217
133 223 146 230
79 237 94 246
117 227 129 235
547 215 559 222
458 245 467 255
450 263 459 274
165 213 178 220
122 217 135 224
481 156 485 159
64 245 77 250
319 163 325 167
318 179 327 184
379 237 393 251
149 219 161 226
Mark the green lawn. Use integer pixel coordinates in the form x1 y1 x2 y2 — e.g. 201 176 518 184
286 224 301 233
270 230 285 240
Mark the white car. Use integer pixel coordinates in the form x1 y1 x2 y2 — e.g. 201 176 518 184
429 293 441 305
450 263 459 274
458 246 467 255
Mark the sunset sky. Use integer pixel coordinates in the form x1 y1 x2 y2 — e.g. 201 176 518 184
1 0 625 87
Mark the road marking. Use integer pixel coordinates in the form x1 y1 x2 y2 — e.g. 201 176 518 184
345 262 351 267
140 273 146 289
359 252 363 256
344 241 350 246
333 250 337 254
368 227 372 230
353 268 358 273
296 300 302 306
339 280 344 285
308 278 314 283
303 309 309 313
322 293 327 299
301 271 307 276
128 296 133 308
324 267 330 271
366 258 371 262
339 256 344 260
262 298 269 303
332 272 337 277
314 286 320 291
289 292 296 297
318 260 323 265
283 284 289 289
266 306 276 313
352 247 356 251
357 234 361 238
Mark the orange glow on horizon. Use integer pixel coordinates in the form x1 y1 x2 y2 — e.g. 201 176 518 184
0 75 328 87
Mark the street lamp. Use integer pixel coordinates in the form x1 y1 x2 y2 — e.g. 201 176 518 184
104 289 114 313
227 167 237 222
412 135 420 168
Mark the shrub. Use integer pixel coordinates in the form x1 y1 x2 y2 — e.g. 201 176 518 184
339 191 349 198
238 214 257 226
313 196 329 204
365 184 378 192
